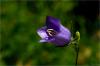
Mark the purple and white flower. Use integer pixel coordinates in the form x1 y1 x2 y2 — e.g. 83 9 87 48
37 16 71 46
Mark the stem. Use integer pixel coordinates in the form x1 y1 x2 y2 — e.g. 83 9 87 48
75 43 79 66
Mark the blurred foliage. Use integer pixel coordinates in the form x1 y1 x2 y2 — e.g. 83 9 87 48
0 0 100 66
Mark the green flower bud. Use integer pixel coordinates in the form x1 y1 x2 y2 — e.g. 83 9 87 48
75 31 80 42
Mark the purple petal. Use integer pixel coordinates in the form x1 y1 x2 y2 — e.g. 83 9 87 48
39 38 55 43
46 16 60 32
37 26 48 39
50 25 71 46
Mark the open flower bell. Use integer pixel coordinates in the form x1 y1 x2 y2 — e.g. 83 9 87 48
37 16 71 46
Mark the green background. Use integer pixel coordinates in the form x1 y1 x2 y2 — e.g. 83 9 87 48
0 0 100 66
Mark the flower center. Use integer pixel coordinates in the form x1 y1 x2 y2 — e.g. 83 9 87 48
47 29 57 36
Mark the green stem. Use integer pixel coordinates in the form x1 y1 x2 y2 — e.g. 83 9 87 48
75 43 79 66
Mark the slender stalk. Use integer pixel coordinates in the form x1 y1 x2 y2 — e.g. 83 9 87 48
75 43 79 66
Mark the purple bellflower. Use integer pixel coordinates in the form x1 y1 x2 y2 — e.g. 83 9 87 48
37 16 71 46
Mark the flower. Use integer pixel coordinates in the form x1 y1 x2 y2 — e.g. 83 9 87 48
37 16 71 46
